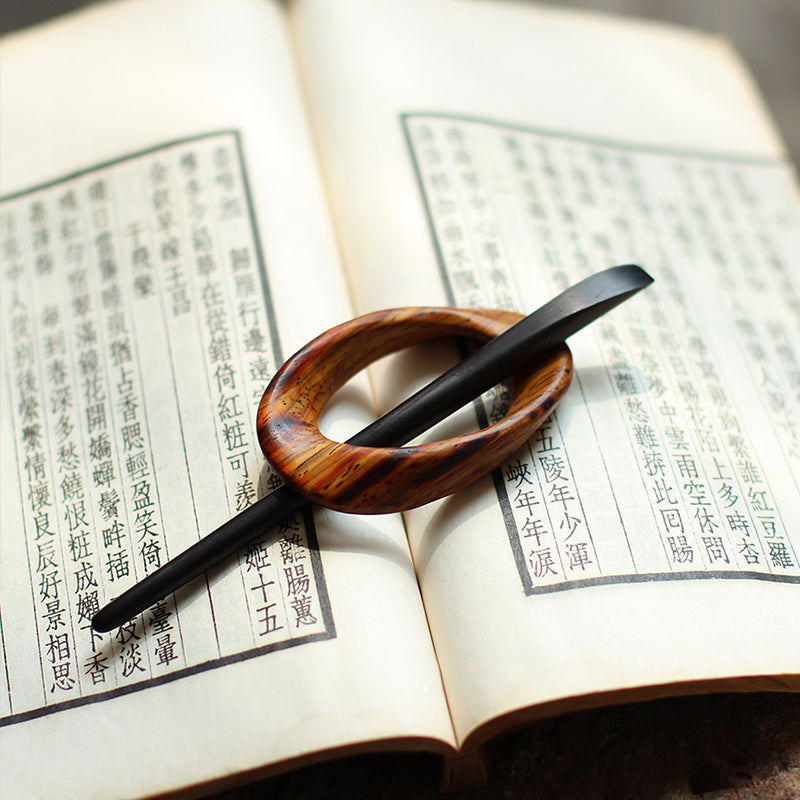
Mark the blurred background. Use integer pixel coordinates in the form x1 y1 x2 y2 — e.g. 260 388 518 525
2 0 799 167
2 2 799 799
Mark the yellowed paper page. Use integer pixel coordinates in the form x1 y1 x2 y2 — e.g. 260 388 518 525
290 0 800 745
0 2 454 797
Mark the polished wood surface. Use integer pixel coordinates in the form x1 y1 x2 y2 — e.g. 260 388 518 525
258 307 572 513
4 3 798 798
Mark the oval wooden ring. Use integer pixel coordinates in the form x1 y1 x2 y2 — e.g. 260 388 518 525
257 307 572 514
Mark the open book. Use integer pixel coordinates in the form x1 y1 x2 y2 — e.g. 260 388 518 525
2 0 800 796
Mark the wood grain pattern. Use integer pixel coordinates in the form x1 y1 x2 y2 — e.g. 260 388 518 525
257 307 572 514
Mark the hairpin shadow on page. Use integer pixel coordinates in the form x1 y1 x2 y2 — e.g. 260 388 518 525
92 263 653 633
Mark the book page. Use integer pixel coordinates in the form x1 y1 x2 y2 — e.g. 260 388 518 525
0 2 455 798
290 0 800 746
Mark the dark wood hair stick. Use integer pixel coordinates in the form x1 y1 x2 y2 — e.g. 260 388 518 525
91 264 652 632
